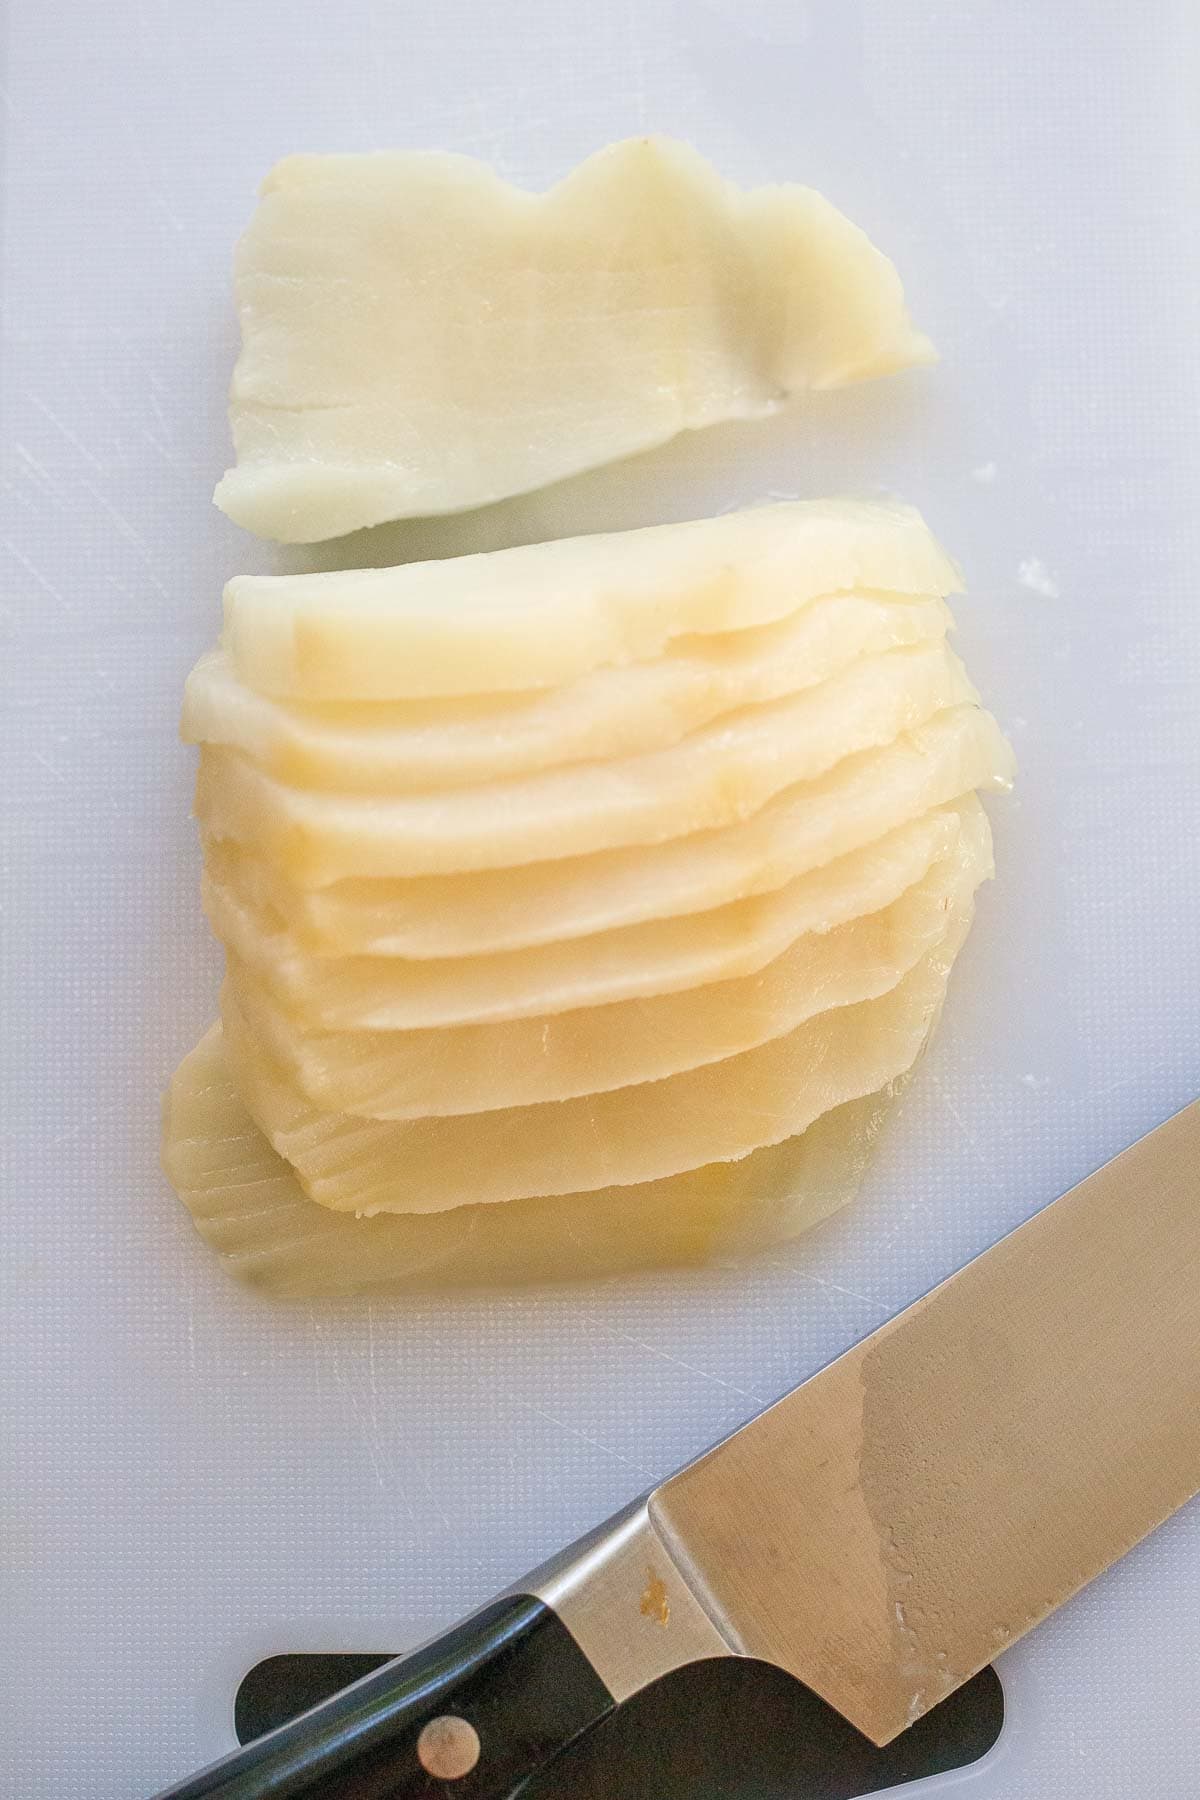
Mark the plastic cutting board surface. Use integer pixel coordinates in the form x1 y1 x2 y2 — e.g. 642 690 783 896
2 3 1199 1794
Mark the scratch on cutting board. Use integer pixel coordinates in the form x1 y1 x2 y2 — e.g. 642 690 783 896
139 425 185 471
926 1069 1003 1191
784 1266 875 1305
868 1077 1002 1263
13 442 54 487
400 1432 452 1531
51 1104 130 1147
76 476 170 601
588 1320 769 1406
366 1299 379 1406
118 113 195 253
512 1399 650 1477
307 1306 324 1404
1090 1072 1141 1104
145 386 178 442
0 472 37 524
364 1300 386 1493
29 747 71 786
28 396 105 471
325 1319 389 1498
2 535 69 610
358 1309 450 1530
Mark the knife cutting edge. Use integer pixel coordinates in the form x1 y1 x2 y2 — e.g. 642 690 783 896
156 1098 1200 1798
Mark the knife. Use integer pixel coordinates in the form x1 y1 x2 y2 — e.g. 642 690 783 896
155 1098 1200 1798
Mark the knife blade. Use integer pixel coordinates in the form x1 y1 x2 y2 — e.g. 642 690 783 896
155 1098 1200 1798
652 1093 1200 1742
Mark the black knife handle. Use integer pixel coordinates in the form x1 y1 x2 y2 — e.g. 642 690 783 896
153 1595 614 1800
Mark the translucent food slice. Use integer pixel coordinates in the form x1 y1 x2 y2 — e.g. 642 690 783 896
196 643 975 884
183 592 951 793
223 911 972 1216
227 805 988 1116
208 802 968 1031
202 704 1014 958
165 1026 899 1296
215 138 934 543
221 500 959 701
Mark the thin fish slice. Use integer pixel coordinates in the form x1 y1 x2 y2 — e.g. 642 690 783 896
216 139 934 542
164 1026 899 1295
221 500 959 701
183 592 951 793
202 705 1014 959
223 913 972 1215
196 643 975 883
208 803 968 1031
227 806 988 1117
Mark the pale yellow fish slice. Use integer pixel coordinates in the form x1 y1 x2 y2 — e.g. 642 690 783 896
215 139 933 543
208 802 968 1031
223 911 972 1216
196 643 975 884
202 705 1014 959
221 500 959 700
183 592 951 793
226 804 990 1118
164 1025 899 1296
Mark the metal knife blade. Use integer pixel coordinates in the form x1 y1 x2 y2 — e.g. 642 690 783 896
650 1097 1200 1744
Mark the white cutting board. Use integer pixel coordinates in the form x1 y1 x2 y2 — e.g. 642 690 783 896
2 2 1198 1794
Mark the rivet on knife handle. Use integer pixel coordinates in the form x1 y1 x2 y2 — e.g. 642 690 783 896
151 1594 615 1798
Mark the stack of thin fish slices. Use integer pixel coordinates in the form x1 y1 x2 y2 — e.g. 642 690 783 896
163 499 1014 1295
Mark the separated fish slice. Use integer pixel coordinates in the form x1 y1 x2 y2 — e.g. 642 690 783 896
222 912 973 1216
225 804 987 1117
201 704 1013 959
196 642 976 883
215 139 934 542
183 591 951 792
207 803 969 1032
164 1025 899 1296
220 500 959 701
